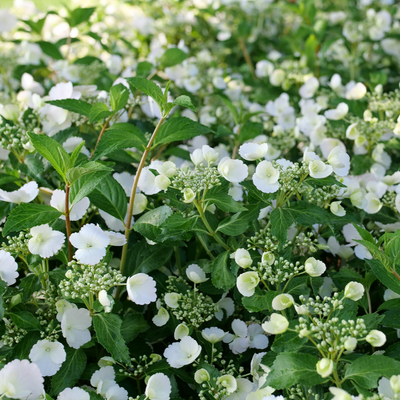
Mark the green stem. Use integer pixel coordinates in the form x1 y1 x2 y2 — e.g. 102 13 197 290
194 200 230 251
91 114 114 159
196 233 215 260
174 246 183 276
65 183 73 262
117 117 166 298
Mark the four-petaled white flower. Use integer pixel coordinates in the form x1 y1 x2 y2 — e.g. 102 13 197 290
236 271 259 297
28 224 65 258
239 143 269 161
61 307 92 349
202 327 227 344
29 339 66 376
69 224 110 265
308 159 333 179
186 264 208 284
0 181 39 204
127 273 157 305
57 387 90 400
0 250 18 286
164 336 202 368
253 161 280 193
0 359 44 400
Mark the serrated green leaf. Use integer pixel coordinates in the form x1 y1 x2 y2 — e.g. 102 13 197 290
204 184 246 213
93 313 131 365
92 123 147 160
216 94 239 125
173 95 196 112
9 311 41 331
110 83 130 112
36 40 63 60
46 99 92 118
126 77 164 110
89 102 113 124
133 205 173 241
242 288 277 312
121 312 149 343
217 204 261 236
28 132 70 179
239 122 263 143
66 161 112 185
154 117 212 146
211 251 235 291
270 207 294 250
159 48 188 68
67 7 96 27
3 203 62 236
50 348 87 396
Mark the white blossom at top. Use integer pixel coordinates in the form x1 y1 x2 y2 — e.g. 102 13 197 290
218 157 248 183
252 161 280 193
202 327 227 343
28 224 65 258
324 103 349 120
69 224 111 265
186 264 208 284
0 359 44 400
239 143 269 161
57 387 90 400
0 181 39 204
61 307 92 349
0 250 18 286
164 336 202 368
91 366 116 396
127 273 157 305
29 339 66 376
299 77 319 99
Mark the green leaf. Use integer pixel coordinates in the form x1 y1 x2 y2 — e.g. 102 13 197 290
351 155 373 175
216 94 239 125
89 102 113 124
28 132 70 179
382 309 400 329
46 99 92 118
242 288 277 312
69 141 86 167
290 201 330 225
50 348 87 396
120 312 149 343
270 207 294 250
126 77 164 110
3 203 62 236
36 41 63 60
9 311 41 331
67 7 96 27
239 122 263 143
69 169 112 207
66 161 112 185
204 185 246 213
19 274 41 300
211 251 235 291
136 61 154 77
93 313 131 365
265 353 325 389
133 206 173 241
8 331 40 362
304 176 346 188
110 83 130 112
158 214 198 243
217 205 261 236
154 117 212 146
159 48 188 68
125 240 174 276
304 34 318 71
88 176 127 221
271 324 308 353
343 355 400 389
172 95 196 112
92 123 147 160
241 180 271 205
285 276 309 295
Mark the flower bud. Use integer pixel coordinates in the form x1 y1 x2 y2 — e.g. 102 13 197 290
202 145 219 164
152 307 169 327
233 249 252 269
174 323 189 340
156 161 176 178
164 292 181 309
330 201 346 217
304 257 326 277
182 188 196 203
236 271 259 297
344 337 357 352
195 369 210 384
190 149 206 166
316 358 334 378
262 252 275 265
98 356 115 367
344 281 365 301
154 175 170 191
272 294 294 311
132 193 147 215
262 313 289 335
295 304 309 315
299 328 311 337
329 387 352 400
217 375 237 394
365 330 386 347
390 375 400 393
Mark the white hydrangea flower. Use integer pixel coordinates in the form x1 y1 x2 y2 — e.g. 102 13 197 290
55 299 77 322
366 330 386 347
330 201 346 217
252 161 280 193
327 146 350 176
215 294 235 321
164 292 181 308
50 189 90 221
272 294 294 311
127 273 157 305
239 143 269 161
164 336 202 368
346 82 367 100
304 257 326 277
91 366 116 396
174 323 189 340
145 373 171 400
0 359 44 400
0 181 38 204
29 339 66 376
186 264 208 284
299 77 319 99
218 157 248 183
69 224 110 265
57 387 90 400
324 102 349 120
152 306 170 327
344 281 365 301
113 172 133 196
202 327 227 344
316 358 334 378
61 308 92 349
262 313 289 334
365 192 383 214
105 384 128 400
223 319 251 354
248 323 269 350
28 224 65 258
309 160 333 179
0 250 19 286
233 248 252 268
